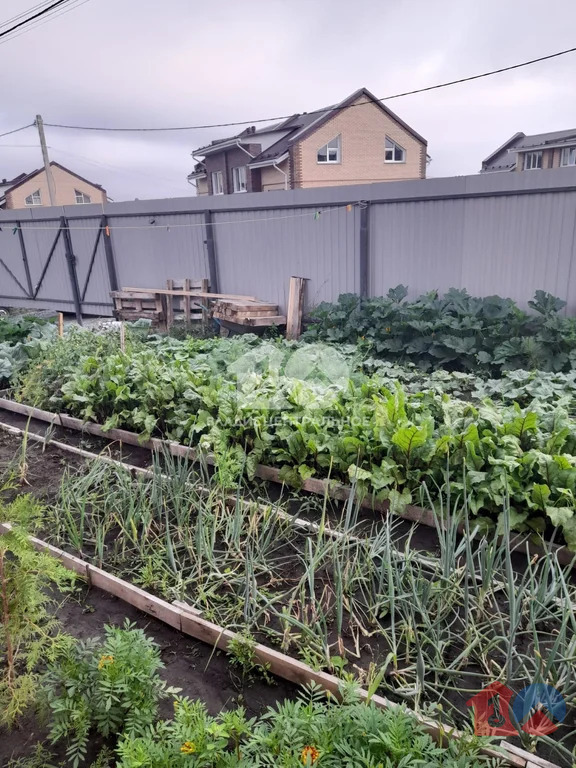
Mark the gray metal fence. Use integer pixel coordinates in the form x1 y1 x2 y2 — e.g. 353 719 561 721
1 167 576 318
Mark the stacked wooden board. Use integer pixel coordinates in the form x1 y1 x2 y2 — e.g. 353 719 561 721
212 298 286 327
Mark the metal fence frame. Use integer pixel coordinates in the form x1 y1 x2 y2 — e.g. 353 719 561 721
1 166 575 316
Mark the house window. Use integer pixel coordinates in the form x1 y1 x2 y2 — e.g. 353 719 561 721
25 189 42 206
561 147 576 167
232 165 247 193
75 189 91 204
385 137 406 163
524 151 542 170
211 171 224 195
317 135 341 163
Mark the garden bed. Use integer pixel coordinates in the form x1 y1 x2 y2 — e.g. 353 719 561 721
0 396 572 569
1 430 573 767
0 577 295 766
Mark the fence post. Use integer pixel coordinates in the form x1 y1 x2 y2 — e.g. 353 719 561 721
204 210 219 293
101 215 119 292
60 216 83 325
359 201 370 299
17 225 33 298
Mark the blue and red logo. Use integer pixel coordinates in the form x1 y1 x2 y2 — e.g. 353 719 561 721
467 682 566 736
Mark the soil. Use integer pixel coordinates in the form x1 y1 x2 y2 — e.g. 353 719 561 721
0 563 296 767
0 427 297 767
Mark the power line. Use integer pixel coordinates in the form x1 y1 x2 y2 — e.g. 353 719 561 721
0 124 34 139
0 0 75 39
0 0 58 30
0 0 92 45
43 44 576 133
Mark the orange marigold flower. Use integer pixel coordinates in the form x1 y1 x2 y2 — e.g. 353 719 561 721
180 741 196 754
301 745 320 764
98 654 114 670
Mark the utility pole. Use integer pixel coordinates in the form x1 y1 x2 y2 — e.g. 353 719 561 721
35 114 56 207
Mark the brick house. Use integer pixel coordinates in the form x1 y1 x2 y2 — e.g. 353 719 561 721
188 87 428 195
0 161 107 209
481 129 576 173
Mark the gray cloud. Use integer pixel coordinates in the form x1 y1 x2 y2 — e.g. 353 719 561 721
1 0 575 200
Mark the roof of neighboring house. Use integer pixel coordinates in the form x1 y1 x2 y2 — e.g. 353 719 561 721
482 129 576 172
1 161 105 195
192 87 428 170
187 161 207 180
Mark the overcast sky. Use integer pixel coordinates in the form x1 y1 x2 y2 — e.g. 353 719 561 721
1 0 575 201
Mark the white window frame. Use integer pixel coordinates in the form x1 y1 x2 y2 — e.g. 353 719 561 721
211 171 224 195
25 189 42 206
560 147 576 167
317 135 341 164
232 165 247 193
74 189 91 204
524 151 542 170
385 137 406 163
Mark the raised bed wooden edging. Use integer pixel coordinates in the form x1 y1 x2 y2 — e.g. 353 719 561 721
0 521 544 768
0 397 574 569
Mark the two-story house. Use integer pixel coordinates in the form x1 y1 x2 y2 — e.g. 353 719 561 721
188 87 428 195
0 161 107 209
481 129 576 173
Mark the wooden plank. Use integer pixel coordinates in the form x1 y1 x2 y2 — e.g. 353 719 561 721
87 566 183 630
165 279 175 330
0 523 90 578
286 276 306 340
123 287 258 301
217 301 279 312
213 313 287 326
502 743 559 768
184 278 192 323
0 398 59 424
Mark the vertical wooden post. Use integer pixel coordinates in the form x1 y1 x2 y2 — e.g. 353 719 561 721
183 278 191 324
286 276 306 340
165 279 174 331
57 312 64 337
119 321 126 352
200 278 210 329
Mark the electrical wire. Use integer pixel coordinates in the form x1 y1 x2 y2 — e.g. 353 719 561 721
0 124 34 139
43 44 576 133
0 0 59 30
50 145 189 194
9 204 352 232
0 0 76 39
0 0 92 46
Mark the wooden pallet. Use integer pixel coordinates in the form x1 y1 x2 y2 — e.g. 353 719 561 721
111 290 165 326
212 298 286 328
165 278 209 328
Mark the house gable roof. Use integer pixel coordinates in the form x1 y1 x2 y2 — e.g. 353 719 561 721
4 161 105 195
192 88 427 169
482 129 576 172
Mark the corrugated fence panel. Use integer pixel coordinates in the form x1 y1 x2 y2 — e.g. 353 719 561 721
1 170 575 315
68 218 113 312
19 220 74 308
110 213 209 289
369 199 466 298
0 224 31 302
213 206 359 312
461 191 576 310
